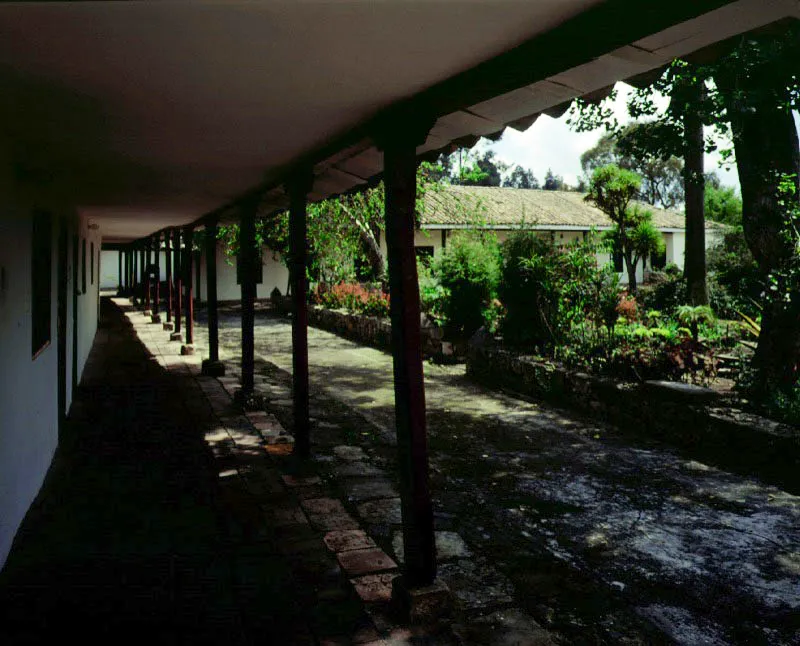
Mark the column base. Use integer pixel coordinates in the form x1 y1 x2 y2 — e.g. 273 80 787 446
233 388 263 411
391 576 450 625
150 313 162 324
201 359 226 377
162 321 174 331
180 344 195 356
169 332 183 342
143 309 152 317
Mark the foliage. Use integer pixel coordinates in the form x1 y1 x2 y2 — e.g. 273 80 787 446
587 165 662 292
706 228 761 318
313 282 390 318
432 232 500 341
498 231 620 350
543 168 564 191
417 259 447 328
503 165 539 189
704 176 743 226
579 123 685 209
638 264 686 315
675 304 716 343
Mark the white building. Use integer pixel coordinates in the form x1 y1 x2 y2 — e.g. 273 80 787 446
394 185 725 284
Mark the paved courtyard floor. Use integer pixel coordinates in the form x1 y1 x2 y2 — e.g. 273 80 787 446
192 306 800 646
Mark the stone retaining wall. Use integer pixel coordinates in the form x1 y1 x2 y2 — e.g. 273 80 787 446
467 331 800 494
275 299 445 357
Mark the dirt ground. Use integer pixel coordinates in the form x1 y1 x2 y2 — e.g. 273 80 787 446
194 308 800 645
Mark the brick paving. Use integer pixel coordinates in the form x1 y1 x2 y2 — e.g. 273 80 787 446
0 298 469 645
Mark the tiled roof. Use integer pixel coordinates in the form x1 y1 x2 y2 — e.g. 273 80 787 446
420 185 723 231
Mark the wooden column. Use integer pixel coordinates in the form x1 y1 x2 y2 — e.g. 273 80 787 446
240 200 258 394
202 220 225 376
289 174 313 458
144 237 152 313
152 232 161 321
181 226 195 353
139 245 146 309
380 121 436 588
164 229 173 327
172 228 183 339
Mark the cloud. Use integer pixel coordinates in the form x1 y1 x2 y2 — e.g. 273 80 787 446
485 82 744 194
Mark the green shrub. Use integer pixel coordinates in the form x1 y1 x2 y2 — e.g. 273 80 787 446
498 231 620 350
638 264 685 314
707 228 762 318
433 233 500 341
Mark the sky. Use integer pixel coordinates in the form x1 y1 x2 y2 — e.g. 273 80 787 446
481 82 743 197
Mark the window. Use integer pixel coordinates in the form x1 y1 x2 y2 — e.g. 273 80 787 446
81 238 87 294
90 242 94 284
611 240 624 273
32 211 52 358
415 246 434 264
651 248 667 270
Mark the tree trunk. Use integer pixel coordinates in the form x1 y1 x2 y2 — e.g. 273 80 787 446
716 67 800 396
358 227 386 282
681 75 708 306
624 252 638 294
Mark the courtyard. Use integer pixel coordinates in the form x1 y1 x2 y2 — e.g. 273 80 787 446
192 305 800 645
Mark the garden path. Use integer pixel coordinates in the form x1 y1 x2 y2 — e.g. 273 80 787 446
195 307 800 645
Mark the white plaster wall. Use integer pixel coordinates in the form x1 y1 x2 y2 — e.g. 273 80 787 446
0 213 58 571
197 245 289 302
0 205 101 570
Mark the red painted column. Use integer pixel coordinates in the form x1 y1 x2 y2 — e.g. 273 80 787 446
174 228 182 337
165 229 173 324
183 226 194 347
381 121 437 588
289 174 313 458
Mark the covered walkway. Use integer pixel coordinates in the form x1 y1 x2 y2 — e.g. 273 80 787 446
0 298 454 644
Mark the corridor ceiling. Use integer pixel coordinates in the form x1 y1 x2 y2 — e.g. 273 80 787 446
0 0 798 242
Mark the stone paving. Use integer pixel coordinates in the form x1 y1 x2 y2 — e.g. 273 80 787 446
1 299 473 645
190 306 800 646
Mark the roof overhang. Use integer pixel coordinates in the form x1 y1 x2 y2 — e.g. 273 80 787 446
0 0 797 242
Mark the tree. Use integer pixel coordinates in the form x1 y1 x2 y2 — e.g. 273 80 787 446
711 28 800 398
587 164 662 293
704 176 742 226
580 123 685 209
543 168 564 190
571 23 800 403
503 165 539 189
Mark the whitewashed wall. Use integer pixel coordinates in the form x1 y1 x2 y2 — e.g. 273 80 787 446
0 207 101 570
197 244 289 302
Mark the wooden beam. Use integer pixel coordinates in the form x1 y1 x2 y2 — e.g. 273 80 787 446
288 173 313 458
380 120 436 588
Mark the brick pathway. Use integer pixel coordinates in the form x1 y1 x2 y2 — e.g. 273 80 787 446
0 298 472 645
